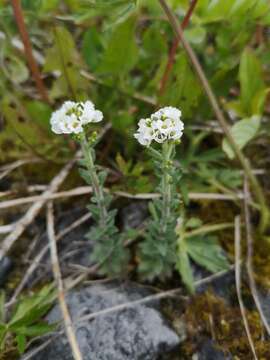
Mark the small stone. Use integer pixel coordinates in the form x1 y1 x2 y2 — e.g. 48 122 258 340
31 281 180 360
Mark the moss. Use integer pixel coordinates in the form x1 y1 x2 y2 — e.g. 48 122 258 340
182 291 270 359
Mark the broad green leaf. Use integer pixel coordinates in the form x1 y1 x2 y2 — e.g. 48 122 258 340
239 48 265 115
16 334 26 354
82 28 104 71
10 284 55 326
4 55 29 84
142 24 167 59
98 15 138 75
176 238 195 293
25 101 52 131
43 26 79 72
222 115 261 159
202 0 234 22
16 323 56 336
160 54 201 117
187 236 230 273
251 88 270 115
184 26 206 45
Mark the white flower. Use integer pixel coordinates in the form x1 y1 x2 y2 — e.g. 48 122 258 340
134 106 184 146
134 118 153 146
50 100 103 135
80 100 103 125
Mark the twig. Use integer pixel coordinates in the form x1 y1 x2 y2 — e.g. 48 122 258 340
0 158 41 180
10 0 50 103
0 223 17 234
0 185 47 199
158 0 269 233
47 202 83 360
0 187 257 210
234 215 258 359
0 152 79 262
244 179 270 336
6 213 91 307
159 0 198 96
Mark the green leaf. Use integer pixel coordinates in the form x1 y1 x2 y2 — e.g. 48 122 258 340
43 26 77 72
25 101 52 131
186 217 203 229
10 284 55 327
184 26 206 45
239 48 265 115
4 55 29 84
0 323 7 350
16 334 26 354
16 323 56 336
187 236 230 273
116 153 131 175
251 88 270 115
176 238 195 293
98 15 138 75
160 54 201 117
222 115 261 159
82 28 104 71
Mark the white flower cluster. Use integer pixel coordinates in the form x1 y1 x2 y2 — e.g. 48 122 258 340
50 101 103 135
134 107 184 146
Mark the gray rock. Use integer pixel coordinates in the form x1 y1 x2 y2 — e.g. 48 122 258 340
32 281 180 360
0 256 12 287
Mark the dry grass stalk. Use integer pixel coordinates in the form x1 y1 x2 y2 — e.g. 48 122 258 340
47 202 83 360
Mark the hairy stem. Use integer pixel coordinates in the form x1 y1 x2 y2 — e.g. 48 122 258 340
161 142 174 233
81 134 107 226
159 0 269 234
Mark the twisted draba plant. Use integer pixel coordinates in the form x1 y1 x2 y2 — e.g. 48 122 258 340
50 100 129 274
134 107 184 280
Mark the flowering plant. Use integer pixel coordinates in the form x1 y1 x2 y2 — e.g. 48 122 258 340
50 102 229 289
134 107 184 280
50 101 129 274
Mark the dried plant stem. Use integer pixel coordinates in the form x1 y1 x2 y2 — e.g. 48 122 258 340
0 187 259 210
159 0 269 234
244 180 270 336
11 0 50 103
234 215 258 359
47 202 83 360
0 153 78 263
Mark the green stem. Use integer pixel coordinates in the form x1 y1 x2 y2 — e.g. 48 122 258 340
161 142 174 233
81 133 107 227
